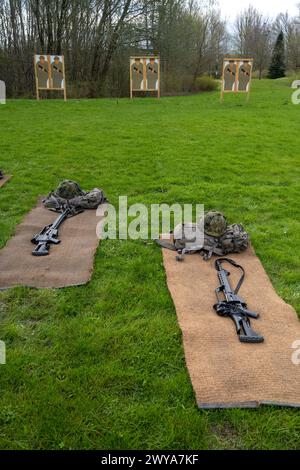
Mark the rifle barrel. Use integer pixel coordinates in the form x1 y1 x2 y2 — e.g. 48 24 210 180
51 209 69 230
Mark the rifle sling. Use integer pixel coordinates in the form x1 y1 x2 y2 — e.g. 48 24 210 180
215 258 245 294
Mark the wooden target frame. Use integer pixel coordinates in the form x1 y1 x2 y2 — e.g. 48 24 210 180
34 54 67 101
130 56 160 99
221 58 253 102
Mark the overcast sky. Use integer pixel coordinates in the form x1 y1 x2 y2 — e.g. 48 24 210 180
217 0 299 21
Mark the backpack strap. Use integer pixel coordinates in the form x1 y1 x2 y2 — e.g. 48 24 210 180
201 236 225 261
155 234 177 252
156 232 226 261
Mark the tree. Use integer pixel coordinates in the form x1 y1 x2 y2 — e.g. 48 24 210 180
233 6 272 79
268 31 286 78
274 11 300 72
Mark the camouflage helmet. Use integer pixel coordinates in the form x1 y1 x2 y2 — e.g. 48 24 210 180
201 211 227 238
55 180 85 200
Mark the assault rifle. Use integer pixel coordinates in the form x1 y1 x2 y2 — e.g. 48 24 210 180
214 258 264 344
31 205 81 256
52 65 63 74
226 67 235 76
240 68 250 76
148 66 157 74
133 66 143 75
38 64 48 73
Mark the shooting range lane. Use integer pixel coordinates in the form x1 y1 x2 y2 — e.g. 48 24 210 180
161 238 300 408
0 199 105 289
0 175 12 188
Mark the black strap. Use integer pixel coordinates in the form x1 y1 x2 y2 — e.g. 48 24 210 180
215 258 245 294
155 233 177 252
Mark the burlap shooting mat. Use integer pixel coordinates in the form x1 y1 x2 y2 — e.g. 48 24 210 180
0 200 105 289
161 240 300 409
0 175 12 188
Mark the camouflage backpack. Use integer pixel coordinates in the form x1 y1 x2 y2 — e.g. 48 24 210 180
156 211 249 261
220 224 249 255
43 180 107 212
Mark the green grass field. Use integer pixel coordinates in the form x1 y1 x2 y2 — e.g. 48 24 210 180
0 79 299 450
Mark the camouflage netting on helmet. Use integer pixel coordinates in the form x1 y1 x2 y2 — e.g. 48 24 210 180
202 211 228 238
55 180 84 200
43 180 108 212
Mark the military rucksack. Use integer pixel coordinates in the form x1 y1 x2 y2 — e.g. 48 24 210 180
43 180 107 212
156 212 249 261
220 224 249 255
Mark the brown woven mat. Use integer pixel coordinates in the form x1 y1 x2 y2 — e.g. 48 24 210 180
161 239 300 408
0 200 105 289
0 175 12 188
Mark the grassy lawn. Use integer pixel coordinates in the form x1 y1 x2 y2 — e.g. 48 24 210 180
0 79 299 450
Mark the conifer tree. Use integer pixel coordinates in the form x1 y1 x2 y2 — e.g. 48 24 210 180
268 31 286 79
